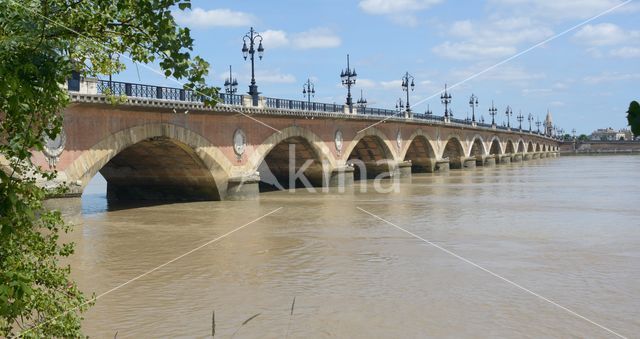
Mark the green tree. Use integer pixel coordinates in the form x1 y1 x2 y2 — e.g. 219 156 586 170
627 100 640 137
0 1 216 336
577 134 589 141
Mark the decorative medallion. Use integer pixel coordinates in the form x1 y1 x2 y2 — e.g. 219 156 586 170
396 130 402 149
335 130 343 153
233 129 246 156
42 129 66 168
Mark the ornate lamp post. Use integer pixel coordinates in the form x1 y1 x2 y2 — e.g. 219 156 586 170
469 94 478 123
489 100 498 126
441 84 452 119
572 128 576 140
536 117 541 134
242 27 264 106
425 104 433 116
517 111 524 130
340 54 357 113
401 72 415 114
395 98 405 113
528 113 533 132
356 89 367 112
224 65 238 95
302 78 315 108
505 106 513 128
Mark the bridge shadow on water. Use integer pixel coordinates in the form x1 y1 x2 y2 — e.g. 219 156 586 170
81 192 206 215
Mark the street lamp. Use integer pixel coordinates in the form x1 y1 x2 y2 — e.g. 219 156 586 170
356 89 367 112
441 84 452 119
242 27 264 106
224 65 238 95
401 71 415 114
425 104 433 116
341 54 357 113
536 117 541 134
302 78 315 107
517 111 524 130
489 100 498 126
528 113 533 132
505 106 513 128
572 128 576 140
469 94 478 123
395 98 405 113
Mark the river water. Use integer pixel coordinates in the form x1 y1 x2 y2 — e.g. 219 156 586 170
53 155 639 338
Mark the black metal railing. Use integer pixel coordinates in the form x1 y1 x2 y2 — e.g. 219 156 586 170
69 79 556 138
219 93 244 106
264 97 344 113
358 107 398 116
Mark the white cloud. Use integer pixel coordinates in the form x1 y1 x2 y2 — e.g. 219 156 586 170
522 88 553 96
583 72 640 84
433 18 553 61
488 0 638 21
433 41 516 60
358 0 442 14
356 79 378 88
292 28 342 49
358 0 442 26
261 30 289 48
573 23 639 46
573 24 640 58
379 80 403 89
451 65 545 87
259 28 341 50
609 46 640 58
174 8 254 27
255 69 296 84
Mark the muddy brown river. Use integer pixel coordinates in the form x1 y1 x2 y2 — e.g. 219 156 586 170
51 155 639 338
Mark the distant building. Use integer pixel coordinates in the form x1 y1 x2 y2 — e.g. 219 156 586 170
590 128 632 141
544 110 553 136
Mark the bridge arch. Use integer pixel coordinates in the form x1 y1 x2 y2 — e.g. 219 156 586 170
527 141 534 153
63 123 232 201
468 135 487 158
489 136 503 155
505 139 516 154
401 130 437 173
517 139 525 153
441 136 466 169
248 126 336 191
345 128 396 179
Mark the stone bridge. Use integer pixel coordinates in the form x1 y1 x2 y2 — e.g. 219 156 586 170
35 80 560 201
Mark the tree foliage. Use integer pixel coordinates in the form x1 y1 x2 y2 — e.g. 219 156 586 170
627 100 640 137
0 0 216 336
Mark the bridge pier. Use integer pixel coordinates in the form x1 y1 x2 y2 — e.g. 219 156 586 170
482 155 496 167
397 161 413 178
435 159 450 172
463 157 476 169
499 154 512 164
226 174 260 201
513 154 523 162
327 166 355 187
524 154 532 161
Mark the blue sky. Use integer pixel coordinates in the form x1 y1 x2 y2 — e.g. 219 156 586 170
115 0 640 135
